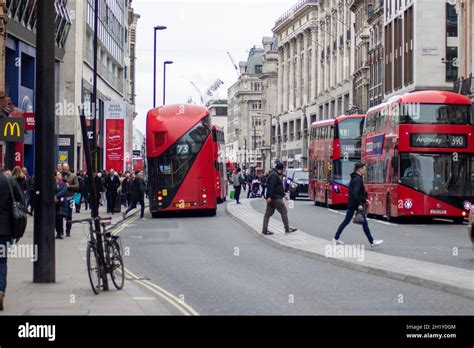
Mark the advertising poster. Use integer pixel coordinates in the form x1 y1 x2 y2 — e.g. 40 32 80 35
104 101 126 172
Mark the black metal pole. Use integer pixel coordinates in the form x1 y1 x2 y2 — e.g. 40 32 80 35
92 0 99 172
80 113 108 290
163 62 166 105
33 0 55 283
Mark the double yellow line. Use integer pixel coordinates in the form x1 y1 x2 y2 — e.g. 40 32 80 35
111 214 199 316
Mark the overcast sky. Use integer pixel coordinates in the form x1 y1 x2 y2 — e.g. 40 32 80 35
132 0 295 132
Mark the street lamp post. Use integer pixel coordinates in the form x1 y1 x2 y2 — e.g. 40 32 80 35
153 25 167 108
163 60 173 105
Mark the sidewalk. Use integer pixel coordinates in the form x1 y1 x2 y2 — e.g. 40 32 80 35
226 199 474 300
1 205 178 315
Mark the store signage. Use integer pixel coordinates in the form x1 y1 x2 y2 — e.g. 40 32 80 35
0 118 24 142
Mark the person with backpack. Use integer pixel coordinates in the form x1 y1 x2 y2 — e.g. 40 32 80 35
0 169 24 311
231 168 244 204
333 162 383 247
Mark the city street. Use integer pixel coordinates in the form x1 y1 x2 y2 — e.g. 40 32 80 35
120 192 474 315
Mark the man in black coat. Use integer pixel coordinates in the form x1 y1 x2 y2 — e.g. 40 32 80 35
123 171 146 219
104 170 121 214
121 171 132 207
261 162 297 235
334 162 383 247
0 171 24 311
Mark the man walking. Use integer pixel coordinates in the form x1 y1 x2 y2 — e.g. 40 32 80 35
262 162 297 235
231 168 244 204
0 170 24 311
121 171 132 207
333 162 383 247
104 170 120 214
62 163 79 237
123 171 146 220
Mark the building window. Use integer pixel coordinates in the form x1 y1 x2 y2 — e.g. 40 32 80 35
251 101 262 110
446 46 458 81
446 3 458 37
255 65 263 74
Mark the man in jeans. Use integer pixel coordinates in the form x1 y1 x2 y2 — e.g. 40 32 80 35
262 162 297 235
333 162 383 247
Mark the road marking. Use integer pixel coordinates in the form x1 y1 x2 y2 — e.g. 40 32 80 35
132 297 157 301
111 216 200 316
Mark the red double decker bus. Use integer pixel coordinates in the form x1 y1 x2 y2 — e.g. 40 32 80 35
362 90 474 223
308 115 365 207
212 125 228 203
146 104 217 217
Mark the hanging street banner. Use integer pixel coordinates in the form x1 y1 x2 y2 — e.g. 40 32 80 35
104 101 126 172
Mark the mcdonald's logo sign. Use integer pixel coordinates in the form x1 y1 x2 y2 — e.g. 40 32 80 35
0 118 25 142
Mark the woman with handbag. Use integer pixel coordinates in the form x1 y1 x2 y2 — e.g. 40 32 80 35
333 162 383 247
0 169 25 311
55 171 69 240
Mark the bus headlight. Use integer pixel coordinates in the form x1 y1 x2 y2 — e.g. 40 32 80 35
332 184 340 193
403 199 414 210
463 201 472 211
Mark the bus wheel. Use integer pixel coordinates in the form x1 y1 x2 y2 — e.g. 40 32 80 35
204 209 217 217
453 217 465 224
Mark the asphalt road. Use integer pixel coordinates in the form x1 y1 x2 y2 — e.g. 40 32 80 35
250 196 474 270
120 203 474 315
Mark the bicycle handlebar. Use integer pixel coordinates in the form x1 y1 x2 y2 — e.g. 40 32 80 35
69 216 112 225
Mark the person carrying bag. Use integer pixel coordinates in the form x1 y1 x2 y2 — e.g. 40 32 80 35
0 171 25 311
333 162 383 247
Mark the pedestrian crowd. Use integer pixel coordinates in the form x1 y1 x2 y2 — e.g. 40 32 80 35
0 163 147 312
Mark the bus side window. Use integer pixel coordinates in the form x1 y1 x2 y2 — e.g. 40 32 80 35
391 149 399 184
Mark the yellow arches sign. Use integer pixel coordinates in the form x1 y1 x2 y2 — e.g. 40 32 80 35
0 118 25 142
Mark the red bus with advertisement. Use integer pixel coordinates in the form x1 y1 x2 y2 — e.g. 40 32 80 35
308 115 365 207
212 125 228 203
146 104 217 217
362 90 474 223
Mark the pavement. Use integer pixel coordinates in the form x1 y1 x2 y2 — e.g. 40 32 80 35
225 198 474 300
0 204 185 315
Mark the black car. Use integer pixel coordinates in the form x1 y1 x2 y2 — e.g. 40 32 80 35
283 168 301 191
288 170 309 200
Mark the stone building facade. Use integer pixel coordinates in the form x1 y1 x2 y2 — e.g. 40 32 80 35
272 0 354 168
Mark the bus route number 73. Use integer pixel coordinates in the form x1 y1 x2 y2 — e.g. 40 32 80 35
176 144 190 155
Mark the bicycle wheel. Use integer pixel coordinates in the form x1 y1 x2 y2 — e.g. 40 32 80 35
86 242 101 295
107 239 125 290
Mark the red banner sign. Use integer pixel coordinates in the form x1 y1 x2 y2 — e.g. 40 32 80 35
24 113 36 131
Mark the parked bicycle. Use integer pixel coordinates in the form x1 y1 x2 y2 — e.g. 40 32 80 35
69 216 125 294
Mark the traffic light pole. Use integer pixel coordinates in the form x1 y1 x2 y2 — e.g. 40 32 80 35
80 112 109 290
33 0 56 283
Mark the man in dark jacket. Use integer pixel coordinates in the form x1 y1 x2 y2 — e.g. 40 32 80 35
121 171 132 207
261 162 297 235
0 171 24 310
104 170 121 214
123 171 146 219
62 163 79 237
334 162 383 247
